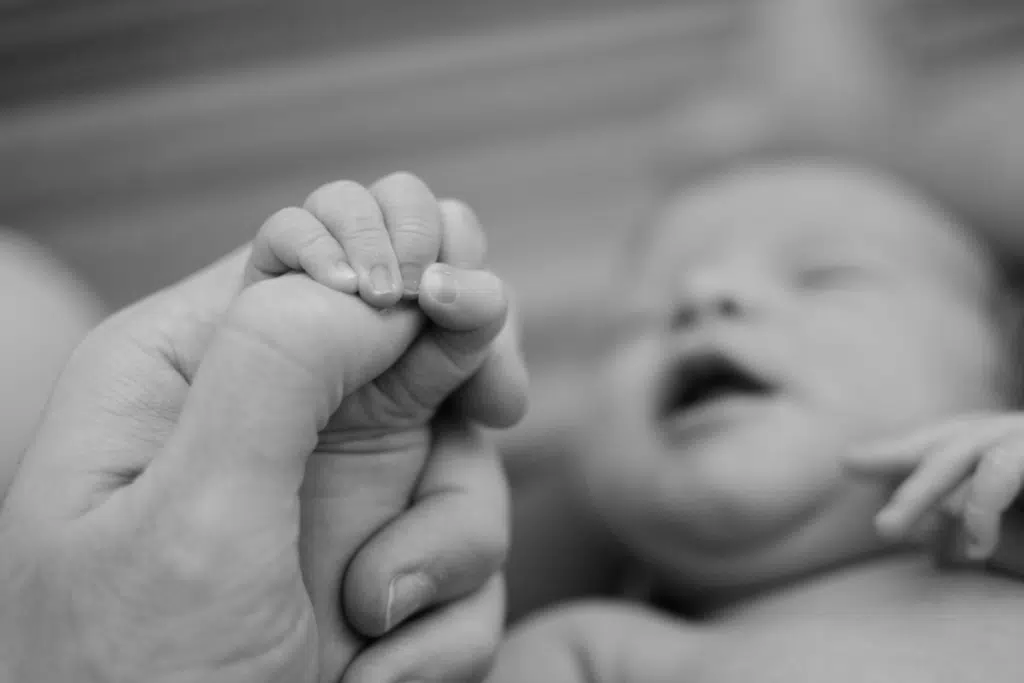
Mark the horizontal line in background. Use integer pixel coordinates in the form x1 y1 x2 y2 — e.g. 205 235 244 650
0 0 723 107
2 4 725 219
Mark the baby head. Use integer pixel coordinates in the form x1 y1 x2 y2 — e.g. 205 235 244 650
662 0 1024 259
579 161 1019 599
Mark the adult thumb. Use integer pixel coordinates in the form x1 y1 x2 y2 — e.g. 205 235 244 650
134 274 423 543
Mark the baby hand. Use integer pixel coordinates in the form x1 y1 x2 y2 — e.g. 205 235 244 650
844 413 1024 561
244 171 483 306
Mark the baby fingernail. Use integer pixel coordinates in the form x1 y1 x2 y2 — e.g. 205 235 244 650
422 266 457 304
385 572 434 631
335 262 358 289
369 264 395 296
400 263 423 297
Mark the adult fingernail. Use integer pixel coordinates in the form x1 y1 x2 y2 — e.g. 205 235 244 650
370 264 395 296
422 266 457 304
385 573 434 631
400 263 423 297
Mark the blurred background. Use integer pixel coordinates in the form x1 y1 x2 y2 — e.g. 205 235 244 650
11 0 1024 619
0 0 743 461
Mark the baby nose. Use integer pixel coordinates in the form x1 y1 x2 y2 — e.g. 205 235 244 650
671 270 754 330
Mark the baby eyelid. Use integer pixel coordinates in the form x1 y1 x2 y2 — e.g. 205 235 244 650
796 263 865 289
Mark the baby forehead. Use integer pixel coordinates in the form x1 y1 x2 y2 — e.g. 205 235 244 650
649 163 987 268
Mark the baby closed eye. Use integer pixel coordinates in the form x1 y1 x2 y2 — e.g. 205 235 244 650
795 263 871 292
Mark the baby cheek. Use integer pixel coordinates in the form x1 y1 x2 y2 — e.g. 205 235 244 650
595 342 661 419
578 349 667 513
898 301 1007 408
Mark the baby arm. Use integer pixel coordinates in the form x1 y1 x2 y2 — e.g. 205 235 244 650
488 601 706 683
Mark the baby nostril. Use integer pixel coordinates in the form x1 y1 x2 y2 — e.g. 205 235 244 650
718 296 741 317
671 306 699 330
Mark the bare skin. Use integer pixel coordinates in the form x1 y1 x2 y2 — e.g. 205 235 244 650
490 162 1024 683
494 554 1024 683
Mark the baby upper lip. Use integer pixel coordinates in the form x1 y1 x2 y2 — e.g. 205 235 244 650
656 346 775 421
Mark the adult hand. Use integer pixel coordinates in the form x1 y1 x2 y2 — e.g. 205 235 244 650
0 225 524 682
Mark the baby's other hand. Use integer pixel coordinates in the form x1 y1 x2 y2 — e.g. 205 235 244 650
245 172 464 307
843 413 1024 561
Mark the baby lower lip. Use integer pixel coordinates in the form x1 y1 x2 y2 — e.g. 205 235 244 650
658 393 767 446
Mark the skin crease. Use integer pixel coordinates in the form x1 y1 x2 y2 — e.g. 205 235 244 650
488 162 1024 683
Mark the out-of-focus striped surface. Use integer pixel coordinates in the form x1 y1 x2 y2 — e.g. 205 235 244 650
1 2 737 457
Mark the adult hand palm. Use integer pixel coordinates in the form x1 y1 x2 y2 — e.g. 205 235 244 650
0 249 423 683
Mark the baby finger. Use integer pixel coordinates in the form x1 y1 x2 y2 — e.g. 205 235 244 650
963 440 1024 560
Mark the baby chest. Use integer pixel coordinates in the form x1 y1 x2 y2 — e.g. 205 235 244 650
690 581 1024 683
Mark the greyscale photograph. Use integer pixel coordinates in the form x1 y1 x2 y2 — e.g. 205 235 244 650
2 1 1024 681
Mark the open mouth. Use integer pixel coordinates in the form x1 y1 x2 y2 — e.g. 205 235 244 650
657 350 774 425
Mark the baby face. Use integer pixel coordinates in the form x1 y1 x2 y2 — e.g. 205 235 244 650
580 163 1009 592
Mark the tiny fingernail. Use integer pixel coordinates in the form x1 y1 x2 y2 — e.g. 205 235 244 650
422 266 457 304
335 262 359 289
369 264 395 296
385 573 434 631
400 263 423 297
